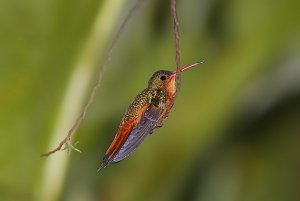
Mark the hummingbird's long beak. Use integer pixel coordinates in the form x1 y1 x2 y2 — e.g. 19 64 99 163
171 61 203 76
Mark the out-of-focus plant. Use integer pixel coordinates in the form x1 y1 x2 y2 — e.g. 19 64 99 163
0 0 300 201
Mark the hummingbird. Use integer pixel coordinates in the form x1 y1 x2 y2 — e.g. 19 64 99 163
100 62 202 169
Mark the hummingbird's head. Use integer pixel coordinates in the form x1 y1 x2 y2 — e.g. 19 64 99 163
148 70 173 90
147 62 202 95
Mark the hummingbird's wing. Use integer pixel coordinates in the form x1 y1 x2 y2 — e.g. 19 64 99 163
111 104 161 163
101 103 162 167
101 118 136 167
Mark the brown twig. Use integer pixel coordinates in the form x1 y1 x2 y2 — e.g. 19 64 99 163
42 0 146 157
171 0 182 95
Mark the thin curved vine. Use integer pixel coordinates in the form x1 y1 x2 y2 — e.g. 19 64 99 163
42 0 146 157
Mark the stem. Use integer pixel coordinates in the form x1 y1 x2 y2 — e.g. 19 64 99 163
171 0 182 96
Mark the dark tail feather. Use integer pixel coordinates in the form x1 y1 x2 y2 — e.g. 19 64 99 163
97 154 110 173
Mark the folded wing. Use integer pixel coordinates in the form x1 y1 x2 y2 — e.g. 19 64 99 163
112 104 161 163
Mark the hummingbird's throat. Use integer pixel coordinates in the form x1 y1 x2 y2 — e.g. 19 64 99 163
166 76 177 97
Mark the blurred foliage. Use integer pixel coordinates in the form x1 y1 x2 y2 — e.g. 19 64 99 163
0 0 300 201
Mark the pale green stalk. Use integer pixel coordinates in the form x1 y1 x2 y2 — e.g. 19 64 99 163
38 0 125 200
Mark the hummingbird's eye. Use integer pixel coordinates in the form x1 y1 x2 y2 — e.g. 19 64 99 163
160 75 167 81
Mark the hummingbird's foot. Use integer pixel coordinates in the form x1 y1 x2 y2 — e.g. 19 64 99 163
62 139 82 154
155 122 163 128
149 123 163 135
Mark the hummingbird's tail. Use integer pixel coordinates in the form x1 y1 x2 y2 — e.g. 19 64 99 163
97 154 110 172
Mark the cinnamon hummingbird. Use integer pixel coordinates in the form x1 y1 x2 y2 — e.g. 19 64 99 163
100 62 202 169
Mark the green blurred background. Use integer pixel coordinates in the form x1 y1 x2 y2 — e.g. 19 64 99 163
1 0 300 200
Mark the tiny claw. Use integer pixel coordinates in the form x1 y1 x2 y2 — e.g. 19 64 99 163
155 122 163 128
